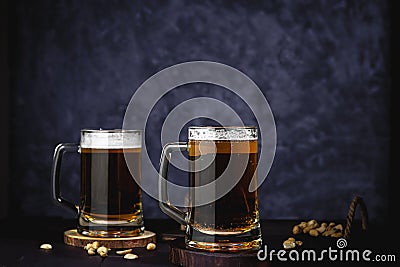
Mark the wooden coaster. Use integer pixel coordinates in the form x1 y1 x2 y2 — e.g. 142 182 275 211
64 229 156 248
169 238 268 267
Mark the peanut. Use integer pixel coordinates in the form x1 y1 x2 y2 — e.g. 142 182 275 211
40 244 52 250
316 225 326 233
322 229 336 237
146 243 156 251
116 249 132 255
307 220 317 226
124 253 139 260
87 248 96 255
83 243 93 250
333 224 343 231
326 222 336 231
303 225 317 234
309 229 319 237
298 222 307 229
92 241 100 250
292 225 302 235
283 240 296 249
97 246 108 257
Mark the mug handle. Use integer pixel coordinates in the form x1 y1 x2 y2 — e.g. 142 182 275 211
51 143 80 214
158 142 188 225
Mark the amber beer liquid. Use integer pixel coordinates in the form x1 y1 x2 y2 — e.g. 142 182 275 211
78 147 143 237
187 139 260 250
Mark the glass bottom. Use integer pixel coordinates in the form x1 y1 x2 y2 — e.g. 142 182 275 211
186 239 262 252
77 225 145 237
185 224 262 252
77 214 144 237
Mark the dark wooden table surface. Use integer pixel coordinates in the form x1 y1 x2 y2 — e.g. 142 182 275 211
0 217 396 266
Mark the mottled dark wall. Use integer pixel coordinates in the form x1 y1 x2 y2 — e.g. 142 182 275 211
9 0 390 223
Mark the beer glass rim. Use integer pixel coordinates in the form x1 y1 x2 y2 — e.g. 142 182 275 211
81 129 142 134
80 129 142 149
188 126 257 140
188 126 256 130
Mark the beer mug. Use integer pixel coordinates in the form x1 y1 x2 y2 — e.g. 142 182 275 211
159 126 262 251
51 129 144 237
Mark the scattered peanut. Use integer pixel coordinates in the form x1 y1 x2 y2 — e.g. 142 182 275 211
302 226 311 234
292 220 344 239
92 241 100 250
298 222 307 229
87 248 96 255
98 246 107 252
283 239 296 249
146 242 156 251
302 220 319 234
333 224 343 231
307 220 317 226
40 243 52 250
124 253 139 260
99 252 107 258
295 240 303 246
322 229 336 237
84 243 93 250
326 222 336 231
316 225 326 233
292 225 302 235
283 237 303 249
309 229 319 237
83 242 110 257
116 249 133 255
97 246 108 257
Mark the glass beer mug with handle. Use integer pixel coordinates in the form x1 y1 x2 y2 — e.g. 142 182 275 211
159 126 262 251
51 129 144 237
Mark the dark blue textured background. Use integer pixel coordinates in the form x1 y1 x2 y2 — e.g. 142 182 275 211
9 0 390 223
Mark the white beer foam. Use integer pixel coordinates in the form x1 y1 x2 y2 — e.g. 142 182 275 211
189 127 257 141
80 130 141 149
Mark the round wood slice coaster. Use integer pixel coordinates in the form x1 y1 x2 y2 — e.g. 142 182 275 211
64 229 156 248
169 238 269 267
